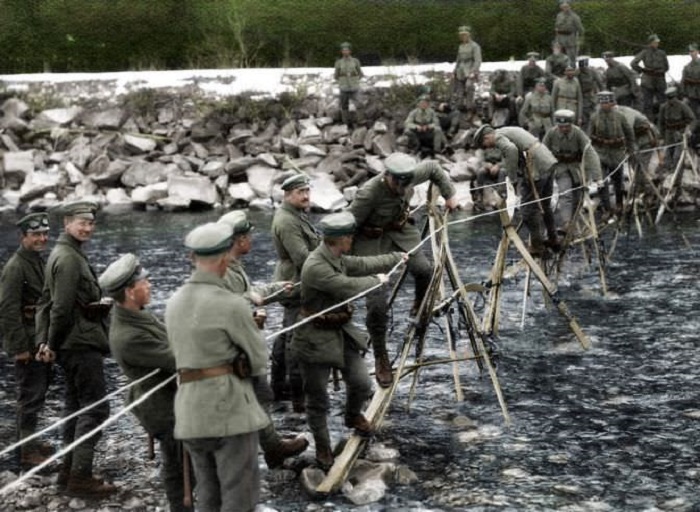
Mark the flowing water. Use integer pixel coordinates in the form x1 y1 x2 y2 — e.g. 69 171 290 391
1 208 699 511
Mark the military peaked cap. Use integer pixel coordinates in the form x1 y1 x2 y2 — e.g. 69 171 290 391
472 124 494 147
185 222 234 256
648 34 661 43
17 212 50 233
689 43 698 52
458 25 472 34
281 173 311 191
554 109 575 124
384 153 417 181
99 253 149 294
217 210 254 235
597 90 616 103
526 51 540 60
602 51 615 59
319 211 356 237
340 42 352 50
61 200 98 220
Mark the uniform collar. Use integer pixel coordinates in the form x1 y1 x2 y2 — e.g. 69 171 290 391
114 304 158 324
281 201 306 217
57 232 84 251
187 268 229 288
319 243 344 272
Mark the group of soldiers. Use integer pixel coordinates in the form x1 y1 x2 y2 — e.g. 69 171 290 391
0 153 457 510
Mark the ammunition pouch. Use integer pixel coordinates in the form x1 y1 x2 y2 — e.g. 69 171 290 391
232 352 252 379
591 135 625 148
78 301 113 322
555 153 582 164
302 305 354 329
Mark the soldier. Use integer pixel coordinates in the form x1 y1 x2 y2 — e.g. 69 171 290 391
519 78 554 140
452 25 482 119
603 51 640 108
682 43 700 118
554 0 584 65
270 173 321 410
216 210 309 468
576 56 604 127
0 212 53 468
473 124 561 256
552 65 583 125
35 201 116 498
630 34 669 122
658 87 696 173
488 69 516 127
435 101 461 139
404 94 443 157
348 153 457 387
473 146 506 210
545 41 571 87
517 52 546 101
543 109 603 233
588 91 636 216
334 42 363 128
98 254 191 512
291 211 405 469
166 222 269 512
617 105 662 200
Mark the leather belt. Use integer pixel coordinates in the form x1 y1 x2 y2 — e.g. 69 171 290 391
178 364 233 384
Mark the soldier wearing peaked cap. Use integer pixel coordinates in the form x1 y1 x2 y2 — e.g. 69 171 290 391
166 222 269 512
519 78 554 140
603 51 640 109
34 200 117 498
334 41 363 128
682 43 700 119
0 212 54 469
348 152 456 388
658 86 696 172
552 64 583 125
545 41 571 85
543 109 602 233
270 171 320 409
576 55 604 127
99 254 191 512
452 25 482 119
517 52 546 100
216 210 309 470
630 34 669 123
291 211 406 469
404 94 443 157
473 124 561 256
554 0 584 65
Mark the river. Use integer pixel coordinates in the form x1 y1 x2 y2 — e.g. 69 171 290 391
1 208 699 511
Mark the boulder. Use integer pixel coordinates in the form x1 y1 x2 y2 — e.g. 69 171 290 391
121 161 174 188
2 150 35 179
67 136 93 170
372 121 388 134
452 181 474 210
33 106 83 128
0 116 28 133
85 153 111 176
299 144 327 158
91 160 128 187
166 174 218 206
366 155 385 175
299 123 322 143
104 188 133 207
191 119 222 142
310 174 346 212
448 160 476 182
131 182 168 204
325 124 349 143
248 197 274 211
191 142 209 160
200 160 227 178
156 196 192 212
63 162 85 186
228 128 255 144
82 108 125 130
124 134 157 154
225 156 258 177
256 152 278 168
227 182 256 205
371 132 395 157
246 165 278 198
1 98 30 118
19 169 62 202
316 116 334 128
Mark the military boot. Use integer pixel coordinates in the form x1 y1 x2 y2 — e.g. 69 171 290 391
374 353 393 388
344 414 374 438
65 474 117 498
264 435 309 469
314 441 334 471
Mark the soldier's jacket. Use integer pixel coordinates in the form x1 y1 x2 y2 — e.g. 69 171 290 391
454 40 482 80
552 77 583 121
681 58 700 99
334 56 363 92
271 202 321 304
546 53 570 79
39 233 108 353
555 10 584 37
658 98 696 143
517 64 546 96
490 73 515 96
109 305 176 435
631 47 669 88
542 125 602 184
349 161 455 255
577 68 604 98
482 147 504 164
618 106 660 150
404 107 441 132
224 258 285 305
494 126 558 182
589 107 636 166
518 92 554 132
165 269 269 440
605 61 639 101
0 247 45 356
291 244 401 367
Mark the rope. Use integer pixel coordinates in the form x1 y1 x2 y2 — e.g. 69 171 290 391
0 373 177 496
0 368 161 459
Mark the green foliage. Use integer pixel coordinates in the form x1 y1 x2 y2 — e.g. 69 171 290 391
0 0 698 73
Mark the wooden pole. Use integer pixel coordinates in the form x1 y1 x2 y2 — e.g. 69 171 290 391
520 266 532 329
481 233 509 336
655 142 687 225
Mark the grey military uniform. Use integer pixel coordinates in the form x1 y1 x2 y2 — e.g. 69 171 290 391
517 63 546 97
404 106 442 155
519 91 554 139
589 107 636 211
682 57 700 118
604 61 640 108
334 55 363 126
631 47 669 121
452 40 482 111
658 97 696 171
554 9 584 64
552 77 583 123
577 67 604 126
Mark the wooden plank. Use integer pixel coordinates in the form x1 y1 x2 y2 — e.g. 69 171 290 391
482 233 509 336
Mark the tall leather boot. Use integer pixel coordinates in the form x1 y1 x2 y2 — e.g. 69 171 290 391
374 351 393 388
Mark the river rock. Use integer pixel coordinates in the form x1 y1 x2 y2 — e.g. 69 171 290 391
91 160 127 187
34 106 83 127
83 108 125 130
124 134 157 154
309 174 346 211
19 169 62 201
226 156 258 177
299 123 322 143
191 119 222 141
228 182 256 205
131 182 168 204
85 153 111 176
453 182 474 210
246 164 278 197
200 160 227 178
67 136 93 170
121 161 173 187
166 174 218 207
191 141 209 159
366 155 385 175
325 123 349 142
1 98 29 118
371 132 395 157
248 197 274 211
1 115 29 133
448 160 476 182
105 187 132 206
229 128 255 144
342 460 394 505
299 144 327 158
2 150 35 179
